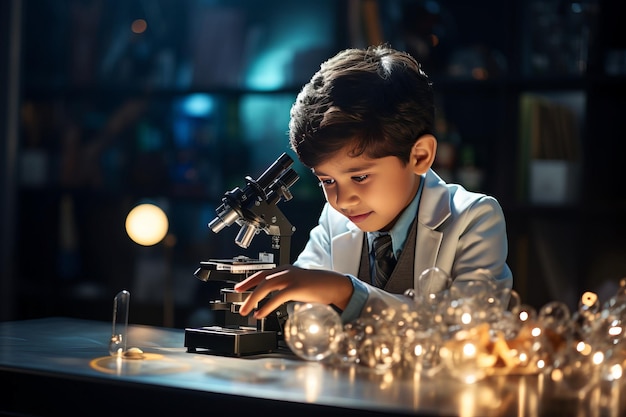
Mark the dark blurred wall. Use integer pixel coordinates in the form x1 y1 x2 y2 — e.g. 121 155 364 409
0 0 22 321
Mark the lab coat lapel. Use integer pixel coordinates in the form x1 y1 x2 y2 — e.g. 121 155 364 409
331 222 363 276
413 170 450 277
329 169 451 281
413 223 443 274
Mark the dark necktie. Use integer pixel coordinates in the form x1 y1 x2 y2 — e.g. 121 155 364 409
373 234 396 288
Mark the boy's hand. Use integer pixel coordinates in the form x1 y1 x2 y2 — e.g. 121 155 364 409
234 265 353 318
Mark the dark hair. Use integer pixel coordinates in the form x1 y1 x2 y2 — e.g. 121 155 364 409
289 45 435 168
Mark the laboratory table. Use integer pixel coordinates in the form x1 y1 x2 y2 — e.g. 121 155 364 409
0 317 624 417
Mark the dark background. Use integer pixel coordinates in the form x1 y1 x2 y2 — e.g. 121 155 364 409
1 0 625 328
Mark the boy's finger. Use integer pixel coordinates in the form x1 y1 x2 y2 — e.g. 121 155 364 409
239 283 273 316
234 270 265 291
253 294 287 319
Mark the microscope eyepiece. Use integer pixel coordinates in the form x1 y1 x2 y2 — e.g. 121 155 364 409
255 152 294 191
207 153 298 246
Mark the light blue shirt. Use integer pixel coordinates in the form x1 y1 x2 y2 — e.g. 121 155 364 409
341 175 425 322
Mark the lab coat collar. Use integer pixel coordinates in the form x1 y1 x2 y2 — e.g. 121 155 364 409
331 169 451 277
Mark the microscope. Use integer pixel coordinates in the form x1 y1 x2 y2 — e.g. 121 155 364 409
184 153 299 356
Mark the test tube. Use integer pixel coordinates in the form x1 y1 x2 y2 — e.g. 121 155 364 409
109 290 130 357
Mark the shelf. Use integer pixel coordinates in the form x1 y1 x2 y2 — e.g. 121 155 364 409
432 74 626 95
7 0 625 324
26 74 626 101
21 85 305 100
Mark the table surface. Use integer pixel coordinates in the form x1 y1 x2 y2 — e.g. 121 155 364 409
0 317 624 417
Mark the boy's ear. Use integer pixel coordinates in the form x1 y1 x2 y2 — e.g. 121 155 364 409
410 134 437 175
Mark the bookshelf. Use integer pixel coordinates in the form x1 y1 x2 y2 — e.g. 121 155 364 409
3 0 625 324
12 0 343 325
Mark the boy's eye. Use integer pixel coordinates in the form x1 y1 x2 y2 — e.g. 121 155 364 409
352 174 368 182
318 178 335 187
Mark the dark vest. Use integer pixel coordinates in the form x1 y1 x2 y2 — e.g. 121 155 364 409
357 215 418 294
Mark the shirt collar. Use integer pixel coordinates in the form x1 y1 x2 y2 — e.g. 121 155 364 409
368 174 425 256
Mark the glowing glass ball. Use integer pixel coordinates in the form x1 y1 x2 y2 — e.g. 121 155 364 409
285 302 344 361
439 329 494 384
417 266 452 296
125 203 169 246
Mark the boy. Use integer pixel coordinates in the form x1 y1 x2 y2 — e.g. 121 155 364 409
235 45 512 324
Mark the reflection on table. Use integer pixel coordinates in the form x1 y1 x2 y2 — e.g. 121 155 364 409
0 317 624 416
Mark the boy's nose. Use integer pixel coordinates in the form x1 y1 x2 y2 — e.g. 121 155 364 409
334 186 359 209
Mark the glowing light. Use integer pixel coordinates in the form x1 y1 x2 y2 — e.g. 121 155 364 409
608 364 623 380
284 303 343 361
308 324 320 334
463 374 477 385
245 50 289 90
131 19 147 34
581 291 598 308
461 312 472 324
414 344 424 356
181 94 214 117
462 342 477 357
125 203 169 246
519 310 529 321
593 351 605 365
531 327 542 337
608 324 623 337
472 67 488 80
576 341 592 355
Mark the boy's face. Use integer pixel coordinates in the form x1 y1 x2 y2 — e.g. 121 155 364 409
312 147 422 232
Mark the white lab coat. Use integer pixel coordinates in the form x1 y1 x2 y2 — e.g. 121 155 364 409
293 168 513 313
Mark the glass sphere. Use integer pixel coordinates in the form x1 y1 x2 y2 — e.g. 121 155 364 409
404 329 443 377
550 339 600 393
439 329 494 384
357 335 401 370
285 303 344 361
449 277 496 302
329 333 359 366
539 301 571 332
417 267 452 296
403 288 417 300
497 287 521 312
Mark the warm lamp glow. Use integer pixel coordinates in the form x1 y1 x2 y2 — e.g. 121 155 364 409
131 19 147 34
125 203 168 246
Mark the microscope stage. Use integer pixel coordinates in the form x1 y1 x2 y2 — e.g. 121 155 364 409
184 326 278 356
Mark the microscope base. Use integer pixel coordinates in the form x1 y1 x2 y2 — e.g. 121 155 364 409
184 326 278 356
